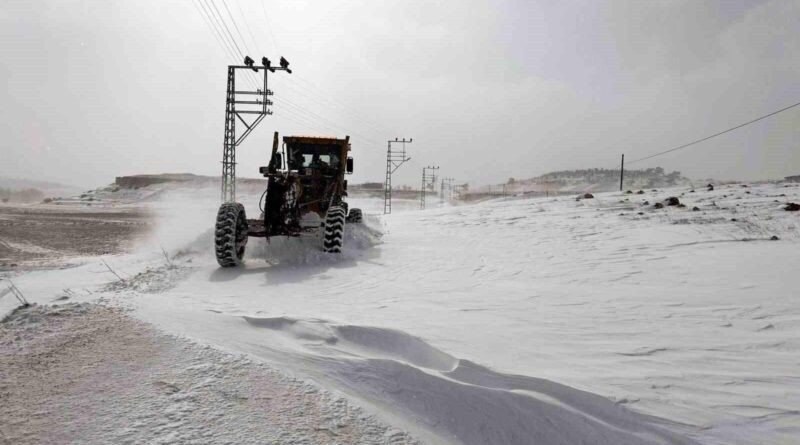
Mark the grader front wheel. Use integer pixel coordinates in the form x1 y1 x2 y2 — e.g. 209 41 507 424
215 202 248 267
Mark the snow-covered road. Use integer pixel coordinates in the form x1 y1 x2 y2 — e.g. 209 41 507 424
5 182 799 444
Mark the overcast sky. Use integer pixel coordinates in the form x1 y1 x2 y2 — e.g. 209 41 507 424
1 0 798 188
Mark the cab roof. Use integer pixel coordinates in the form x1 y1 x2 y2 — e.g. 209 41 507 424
283 135 350 146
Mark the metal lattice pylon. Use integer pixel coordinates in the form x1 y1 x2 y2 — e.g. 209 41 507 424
420 166 439 210
383 138 412 214
220 58 289 203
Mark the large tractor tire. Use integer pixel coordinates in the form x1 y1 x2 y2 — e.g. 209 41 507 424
347 208 363 223
322 206 346 253
215 202 248 267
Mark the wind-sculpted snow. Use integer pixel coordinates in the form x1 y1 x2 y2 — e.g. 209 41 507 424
244 316 460 371
240 315 695 445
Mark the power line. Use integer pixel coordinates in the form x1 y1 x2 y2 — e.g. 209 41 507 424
259 0 279 54
194 1 389 148
233 2 394 143
201 0 258 89
235 0 264 55
193 0 238 62
207 0 244 57
292 74 395 136
221 0 254 56
274 80 389 142
272 96 383 147
627 100 800 165
218 0 264 89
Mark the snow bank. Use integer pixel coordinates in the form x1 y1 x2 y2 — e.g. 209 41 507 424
0 303 420 444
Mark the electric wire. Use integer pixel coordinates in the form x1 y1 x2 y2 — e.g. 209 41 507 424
207 0 244 58
273 96 383 146
274 77 391 140
291 74 394 136
259 0 280 55
235 0 264 56
195 0 389 146
193 0 238 63
205 0 260 89
198 0 256 89
221 0 256 57
626 100 800 166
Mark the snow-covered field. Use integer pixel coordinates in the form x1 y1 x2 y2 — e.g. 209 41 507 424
3 182 798 444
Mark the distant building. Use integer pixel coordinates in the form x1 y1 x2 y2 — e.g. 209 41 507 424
786 175 800 183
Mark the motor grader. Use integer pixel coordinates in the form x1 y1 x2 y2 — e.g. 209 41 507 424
215 132 362 267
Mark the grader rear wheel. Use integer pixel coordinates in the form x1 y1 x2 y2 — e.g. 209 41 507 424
322 206 346 253
347 208 363 223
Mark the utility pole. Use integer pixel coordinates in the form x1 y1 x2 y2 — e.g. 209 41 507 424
453 184 467 200
440 177 454 203
619 153 625 192
420 166 439 210
384 138 412 214
221 56 291 203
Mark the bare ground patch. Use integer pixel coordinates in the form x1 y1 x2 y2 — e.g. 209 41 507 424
0 204 150 270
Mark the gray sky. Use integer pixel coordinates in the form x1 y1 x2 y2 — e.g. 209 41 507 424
1 0 798 188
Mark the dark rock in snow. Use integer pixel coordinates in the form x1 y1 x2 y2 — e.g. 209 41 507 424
583 193 594 199
625 190 633 194
692 206 700 211
677 204 686 208
665 197 680 206
784 203 800 211
653 202 664 209
770 235 780 241
643 200 650 205
707 184 714 191
636 190 645 194
731 218 737 221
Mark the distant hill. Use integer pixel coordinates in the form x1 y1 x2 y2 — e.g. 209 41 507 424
114 173 266 189
0 177 84 201
479 167 691 195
